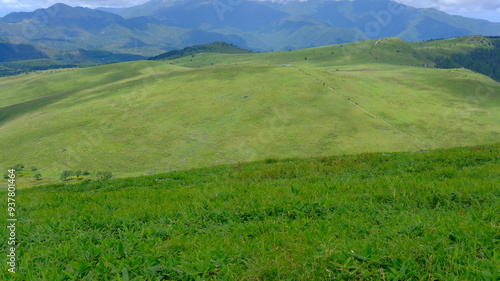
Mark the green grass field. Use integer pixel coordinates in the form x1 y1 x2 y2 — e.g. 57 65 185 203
0 36 499 279
1 144 498 280
409 35 495 58
0 37 499 185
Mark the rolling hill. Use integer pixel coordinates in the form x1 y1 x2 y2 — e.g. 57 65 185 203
1 0 499 55
0 37 499 183
410 36 500 82
149 41 252 61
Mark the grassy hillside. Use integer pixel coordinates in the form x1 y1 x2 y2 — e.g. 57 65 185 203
1 145 498 279
410 36 500 82
410 35 496 58
0 38 499 183
149 42 252 61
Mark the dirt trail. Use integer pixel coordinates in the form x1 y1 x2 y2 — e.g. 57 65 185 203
287 65 429 149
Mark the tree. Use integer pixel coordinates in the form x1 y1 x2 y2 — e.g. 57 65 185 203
97 171 113 180
75 170 82 179
60 170 72 181
34 173 42 180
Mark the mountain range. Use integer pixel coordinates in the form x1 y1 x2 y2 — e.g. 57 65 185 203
1 0 499 56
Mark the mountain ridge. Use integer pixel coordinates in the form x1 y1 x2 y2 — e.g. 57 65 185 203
0 0 499 55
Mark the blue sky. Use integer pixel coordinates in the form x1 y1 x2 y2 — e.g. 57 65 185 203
0 0 499 22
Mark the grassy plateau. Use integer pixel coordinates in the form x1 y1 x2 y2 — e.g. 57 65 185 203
0 144 499 279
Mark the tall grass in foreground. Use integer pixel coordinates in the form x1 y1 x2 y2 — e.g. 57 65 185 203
1 145 499 280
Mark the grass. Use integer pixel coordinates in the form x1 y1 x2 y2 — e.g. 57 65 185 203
0 37 499 185
1 144 498 280
409 35 495 58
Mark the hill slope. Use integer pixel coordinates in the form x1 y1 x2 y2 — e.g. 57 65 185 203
149 42 252 60
1 144 498 279
0 38 499 180
410 36 500 82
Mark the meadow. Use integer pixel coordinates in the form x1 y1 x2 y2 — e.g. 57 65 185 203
1 144 498 280
1 37 499 184
0 36 499 279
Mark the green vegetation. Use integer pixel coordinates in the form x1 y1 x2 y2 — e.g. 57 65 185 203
0 59 76 77
59 170 112 182
96 171 113 180
0 46 147 77
411 36 500 82
410 35 495 58
1 145 498 279
432 39 500 82
149 42 252 61
0 42 47 62
60 170 72 181
1 38 499 183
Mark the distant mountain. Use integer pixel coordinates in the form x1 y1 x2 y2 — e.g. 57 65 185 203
0 3 249 56
1 0 499 55
0 41 146 76
1 3 127 31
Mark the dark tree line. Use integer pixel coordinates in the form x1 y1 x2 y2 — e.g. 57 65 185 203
0 43 47 62
431 41 500 82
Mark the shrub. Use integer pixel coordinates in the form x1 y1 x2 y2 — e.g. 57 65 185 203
13 164 24 171
60 170 72 181
97 171 113 180
264 158 279 164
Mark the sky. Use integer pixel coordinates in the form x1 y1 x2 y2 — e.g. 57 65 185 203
0 0 499 22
